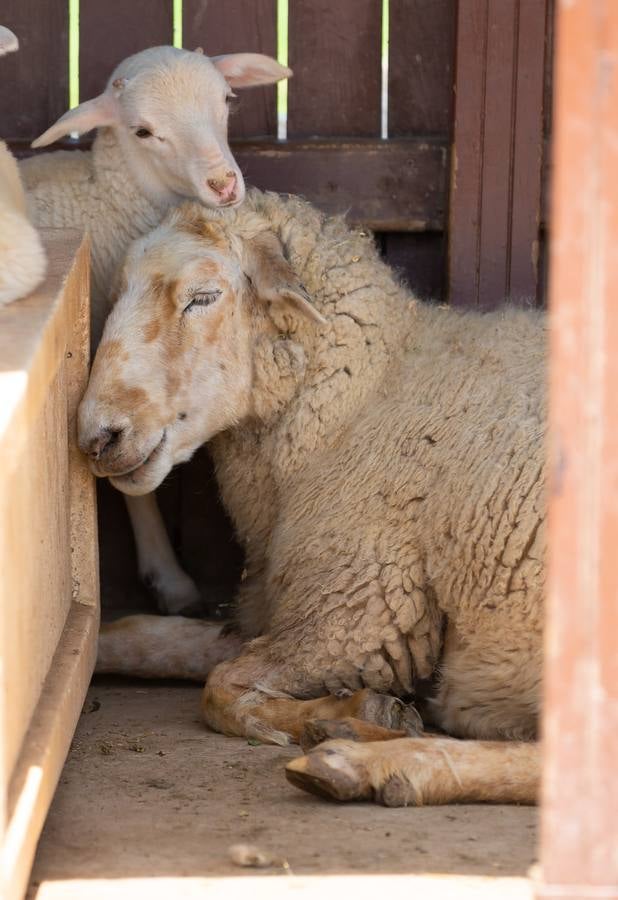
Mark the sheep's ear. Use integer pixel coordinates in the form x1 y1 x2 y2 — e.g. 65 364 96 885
243 232 326 327
211 53 292 88
0 26 18 56
31 92 119 148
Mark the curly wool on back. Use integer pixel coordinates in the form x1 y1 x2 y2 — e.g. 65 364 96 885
205 190 546 742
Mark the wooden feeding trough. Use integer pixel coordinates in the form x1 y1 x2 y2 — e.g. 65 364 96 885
0 232 97 899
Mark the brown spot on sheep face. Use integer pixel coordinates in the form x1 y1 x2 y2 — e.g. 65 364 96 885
151 273 166 300
99 340 123 360
178 211 228 248
166 371 181 400
143 319 161 343
109 384 149 409
165 279 179 313
149 273 181 319
200 288 232 347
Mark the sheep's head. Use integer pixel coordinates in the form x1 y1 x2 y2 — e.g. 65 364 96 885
78 203 325 495
31 46 291 208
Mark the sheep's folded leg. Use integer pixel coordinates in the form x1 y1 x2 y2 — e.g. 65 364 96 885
286 736 540 806
96 614 243 680
300 716 418 750
203 653 423 746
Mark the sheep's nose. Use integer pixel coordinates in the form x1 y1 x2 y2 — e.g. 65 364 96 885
208 171 237 203
79 426 122 460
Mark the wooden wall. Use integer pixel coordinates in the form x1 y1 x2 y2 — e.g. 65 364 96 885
0 1 554 613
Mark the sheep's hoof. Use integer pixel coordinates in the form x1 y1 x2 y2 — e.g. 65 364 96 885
301 716 409 750
142 569 203 617
286 740 371 802
358 691 424 736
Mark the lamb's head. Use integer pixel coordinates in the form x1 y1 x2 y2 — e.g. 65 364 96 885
78 203 325 495
31 46 291 208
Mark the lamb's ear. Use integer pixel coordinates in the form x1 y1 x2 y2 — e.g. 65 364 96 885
243 232 326 326
31 91 120 148
211 53 292 88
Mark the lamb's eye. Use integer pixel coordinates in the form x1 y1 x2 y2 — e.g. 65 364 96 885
185 289 222 312
135 128 152 139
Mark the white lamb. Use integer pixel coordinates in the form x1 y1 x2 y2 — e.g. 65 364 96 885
20 44 290 612
0 27 46 306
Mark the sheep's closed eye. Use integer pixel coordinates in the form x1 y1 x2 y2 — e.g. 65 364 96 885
184 289 222 312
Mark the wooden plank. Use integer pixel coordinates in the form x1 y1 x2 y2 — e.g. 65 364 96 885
448 0 549 308
235 137 447 230
447 0 487 306
538 0 618 896
388 0 456 136
79 1 172 101
476 0 518 306
184 0 278 138
0 233 98 898
509 0 547 304
0 0 68 141
11 136 448 232
287 0 382 137
382 233 446 301
543 0 555 139
1 603 98 900
64 236 99 610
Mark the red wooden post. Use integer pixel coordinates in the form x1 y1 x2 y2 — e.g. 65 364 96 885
539 1 618 897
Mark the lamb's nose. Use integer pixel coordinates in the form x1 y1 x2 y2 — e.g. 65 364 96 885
207 171 236 202
80 427 122 460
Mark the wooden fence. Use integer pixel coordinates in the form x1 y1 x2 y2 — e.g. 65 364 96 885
0 1 555 610
1 0 553 305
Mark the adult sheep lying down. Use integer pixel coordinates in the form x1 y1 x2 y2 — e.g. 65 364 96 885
80 190 545 807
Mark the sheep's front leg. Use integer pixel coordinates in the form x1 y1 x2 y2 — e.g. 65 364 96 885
202 649 422 747
286 737 540 806
124 491 202 615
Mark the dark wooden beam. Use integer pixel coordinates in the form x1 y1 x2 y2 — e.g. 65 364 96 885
232 138 448 231
10 137 448 233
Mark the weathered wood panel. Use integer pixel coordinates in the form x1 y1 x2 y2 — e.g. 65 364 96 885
0 0 68 141
287 0 382 137
509 0 548 304
448 0 548 308
0 232 98 900
234 138 447 231
9 136 448 233
539 0 618 896
184 0 278 138
79 0 172 101
386 1 454 302
388 0 455 136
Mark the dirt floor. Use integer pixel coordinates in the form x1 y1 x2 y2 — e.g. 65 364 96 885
28 677 538 899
